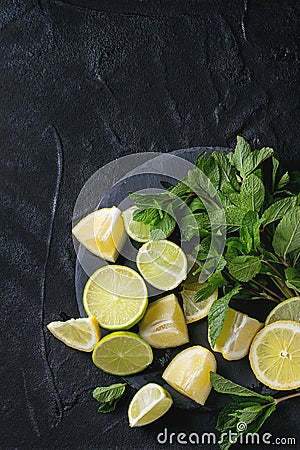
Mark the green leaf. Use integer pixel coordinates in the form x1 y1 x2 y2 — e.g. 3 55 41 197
188 197 205 212
203 155 220 188
240 174 265 212
208 285 240 346
194 284 217 303
273 207 300 260
150 211 176 240
130 191 172 209
210 373 273 401
246 404 276 434
243 147 274 178
261 196 297 227
212 151 240 192
93 383 126 414
240 211 260 252
133 207 159 224
169 180 193 198
225 205 248 231
181 212 210 240
278 171 290 189
272 156 279 191
228 255 262 282
232 136 251 176
194 151 207 170
285 267 300 290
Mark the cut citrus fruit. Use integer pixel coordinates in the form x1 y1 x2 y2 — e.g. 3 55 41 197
249 320 300 390
128 383 173 427
162 346 217 405
122 206 151 243
136 240 188 291
139 294 189 348
181 281 218 324
209 308 263 360
47 316 100 352
92 331 153 376
72 207 126 262
265 297 300 325
83 265 148 330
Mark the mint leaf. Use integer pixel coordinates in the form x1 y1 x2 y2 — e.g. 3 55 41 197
93 383 126 413
285 267 300 290
240 174 265 212
272 156 279 191
133 207 159 224
273 207 300 261
212 151 240 192
232 136 251 177
208 285 240 346
243 147 273 178
225 205 248 231
150 211 176 240
278 171 290 189
240 211 260 253
228 255 262 282
210 373 273 401
261 196 297 227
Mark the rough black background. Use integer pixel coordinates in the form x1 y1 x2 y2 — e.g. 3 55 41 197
1 1 300 449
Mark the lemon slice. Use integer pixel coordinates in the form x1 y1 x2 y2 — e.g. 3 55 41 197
265 297 300 325
181 282 218 324
72 207 126 262
209 308 263 360
249 320 300 390
47 316 100 352
128 383 173 427
122 206 151 242
136 240 188 291
83 265 148 330
92 331 153 376
139 294 189 348
162 346 217 405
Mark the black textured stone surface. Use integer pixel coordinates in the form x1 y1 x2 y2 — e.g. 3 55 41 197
1 1 299 449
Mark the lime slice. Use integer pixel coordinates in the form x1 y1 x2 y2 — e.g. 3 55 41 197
162 346 217 405
128 383 173 427
136 240 188 291
249 320 300 390
181 281 218 324
92 331 153 376
265 297 300 325
122 206 151 242
47 316 100 352
72 207 126 262
83 265 148 330
209 308 263 360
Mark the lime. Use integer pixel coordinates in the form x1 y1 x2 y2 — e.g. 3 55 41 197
47 316 100 352
83 265 148 330
122 206 151 242
92 331 153 376
128 383 173 427
249 320 300 390
162 346 217 405
72 207 126 262
139 294 189 348
265 297 300 325
136 240 188 291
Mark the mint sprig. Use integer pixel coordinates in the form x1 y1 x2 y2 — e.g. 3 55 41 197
93 383 126 413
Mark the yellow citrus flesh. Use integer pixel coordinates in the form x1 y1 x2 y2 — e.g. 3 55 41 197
128 383 173 427
181 281 218 324
162 346 217 405
72 207 126 262
249 320 300 390
122 206 151 243
83 265 148 330
47 316 100 352
210 308 263 360
139 294 189 348
265 297 300 325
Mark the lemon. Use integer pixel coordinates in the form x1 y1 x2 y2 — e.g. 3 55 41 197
139 294 189 348
209 308 263 360
92 331 153 376
249 320 300 390
47 316 100 352
83 265 148 330
136 240 188 291
162 346 217 405
181 282 218 324
265 297 300 325
128 383 173 427
122 206 151 242
72 207 126 262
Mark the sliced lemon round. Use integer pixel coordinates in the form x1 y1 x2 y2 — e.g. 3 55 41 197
136 240 188 291
72 207 126 262
128 383 173 427
181 282 218 324
265 297 300 325
122 206 151 243
249 320 300 390
47 316 100 352
139 294 189 348
162 346 217 405
92 331 153 376
83 265 148 330
209 308 263 360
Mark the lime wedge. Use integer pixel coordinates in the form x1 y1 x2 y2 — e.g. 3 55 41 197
128 383 173 427
92 331 153 376
136 240 188 291
122 206 151 242
265 297 300 325
83 265 148 330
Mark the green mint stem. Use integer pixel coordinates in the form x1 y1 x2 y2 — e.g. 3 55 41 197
251 279 282 302
275 391 300 404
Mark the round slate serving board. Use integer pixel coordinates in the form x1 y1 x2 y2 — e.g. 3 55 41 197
75 148 275 410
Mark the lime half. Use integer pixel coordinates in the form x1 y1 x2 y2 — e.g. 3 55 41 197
136 240 188 291
128 383 173 427
83 265 148 330
92 331 153 376
265 297 300 325
122 206 151 242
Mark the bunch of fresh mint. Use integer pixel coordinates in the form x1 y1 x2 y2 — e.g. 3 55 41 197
131 137 300 346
